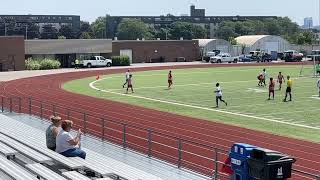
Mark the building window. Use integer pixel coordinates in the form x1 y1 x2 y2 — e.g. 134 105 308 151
68 17 72 20
194 18 200 21
53 17 56 20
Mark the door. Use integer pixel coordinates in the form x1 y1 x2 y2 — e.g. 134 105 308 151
120 49 133 63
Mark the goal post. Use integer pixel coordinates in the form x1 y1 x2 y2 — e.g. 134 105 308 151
299 56 318 78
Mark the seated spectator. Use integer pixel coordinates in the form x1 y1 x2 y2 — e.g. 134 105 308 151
56 120 86 159
45 116 62 151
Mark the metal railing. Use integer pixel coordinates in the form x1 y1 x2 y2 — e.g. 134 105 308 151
1 96 319 180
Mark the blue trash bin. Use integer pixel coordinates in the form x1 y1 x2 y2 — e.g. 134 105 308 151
229 143 257 180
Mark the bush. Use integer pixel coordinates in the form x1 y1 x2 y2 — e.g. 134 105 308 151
25 59 41 70
25 58 61 70
39 59 61 70
111 55 131 66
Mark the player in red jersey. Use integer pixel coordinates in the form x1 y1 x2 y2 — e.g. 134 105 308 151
126 74 134 94
277 72 285 90
268 77 275 100
257 73 263 86
168 70 173 89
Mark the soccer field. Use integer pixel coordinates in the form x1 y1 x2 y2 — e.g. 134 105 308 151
63 65 320 143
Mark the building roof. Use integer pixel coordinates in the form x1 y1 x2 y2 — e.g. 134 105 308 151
195 39 225 47
25 39 112 55
235 35 270 46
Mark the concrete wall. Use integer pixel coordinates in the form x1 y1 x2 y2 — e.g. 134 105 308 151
112 40 200 63
0 36 25 71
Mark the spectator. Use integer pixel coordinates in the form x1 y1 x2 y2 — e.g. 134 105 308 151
56 120 86 159
45 116 62 151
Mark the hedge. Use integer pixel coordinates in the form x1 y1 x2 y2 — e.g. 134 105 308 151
111 55 131 66
25 58 61 70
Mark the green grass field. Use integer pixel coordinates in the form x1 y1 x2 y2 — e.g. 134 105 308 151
63 65 320 143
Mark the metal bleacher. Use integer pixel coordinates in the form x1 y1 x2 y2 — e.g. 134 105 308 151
0 141 18 159
25 163 68 180
0 114 164 180
0 155 38 180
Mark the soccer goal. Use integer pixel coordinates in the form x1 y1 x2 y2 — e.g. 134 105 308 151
299 56 319 78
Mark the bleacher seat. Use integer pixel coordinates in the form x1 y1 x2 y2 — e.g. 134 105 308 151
0 155 38 180
25 163 68 180
62 171 92 180
0 114 163 180
0 133 52 163
0 141 18 159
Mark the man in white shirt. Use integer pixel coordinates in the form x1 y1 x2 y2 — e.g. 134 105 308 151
262 69 267 87
215 83 227 108
317 79 320 97
122 69 131 88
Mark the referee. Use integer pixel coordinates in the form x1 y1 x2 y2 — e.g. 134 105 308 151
283 76 293 102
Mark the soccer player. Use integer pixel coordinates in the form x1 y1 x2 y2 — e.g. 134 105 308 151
268 77 275 100
214 83 227 108
277 72 285 90
257 73 263 87
126 74 134 94
122 69 131 88
316 62 320 76
262 69 267 87
283 76 293 102
168 70 173 89
317 78 320 97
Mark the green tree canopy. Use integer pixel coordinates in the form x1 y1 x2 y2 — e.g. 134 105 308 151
91 16 106 39
58 25 75 39
116 18 154 40
40 24 58 39
169 22 206 40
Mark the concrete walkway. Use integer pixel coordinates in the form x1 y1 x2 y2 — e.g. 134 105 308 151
0 62 204 82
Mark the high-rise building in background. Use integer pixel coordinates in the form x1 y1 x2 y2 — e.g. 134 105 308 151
303 17 313 29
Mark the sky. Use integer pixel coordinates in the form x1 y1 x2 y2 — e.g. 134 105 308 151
0 0 319 25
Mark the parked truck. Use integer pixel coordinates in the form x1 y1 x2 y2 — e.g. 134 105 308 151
80 56 112 68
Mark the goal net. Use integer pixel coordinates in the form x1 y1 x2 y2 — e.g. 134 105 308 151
299 57 319 78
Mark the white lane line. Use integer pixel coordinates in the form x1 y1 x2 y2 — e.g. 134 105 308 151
105 80 258 91
90 79 320 130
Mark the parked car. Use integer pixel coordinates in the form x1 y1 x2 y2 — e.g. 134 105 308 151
239 54 252 62
283 50 303 62
210 53 239 63
202 51 220 62
80 56 112 68
307 50 320 61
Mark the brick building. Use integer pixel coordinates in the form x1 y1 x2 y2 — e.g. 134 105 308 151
106 5 276 39
0 36 25 71
112 40 200 63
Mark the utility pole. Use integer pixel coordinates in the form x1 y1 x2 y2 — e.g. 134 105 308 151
25 25 28 40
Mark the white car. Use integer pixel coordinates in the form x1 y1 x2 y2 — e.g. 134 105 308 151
210 53 238 63
80 56 112 68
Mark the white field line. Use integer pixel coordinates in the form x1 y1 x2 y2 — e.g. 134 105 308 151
90 79 320 130
106 80 258 91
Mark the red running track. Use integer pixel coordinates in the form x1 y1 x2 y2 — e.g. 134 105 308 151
1 63 319 179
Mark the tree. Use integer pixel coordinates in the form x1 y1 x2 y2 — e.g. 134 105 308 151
215 24 236 40
40 24 58 39
79 32 92 39
229 37 237 45
169 22 206 40
26 23 40 39
116 18 154 40
58 25 75 39
91 16 106 39
155 28 170 40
